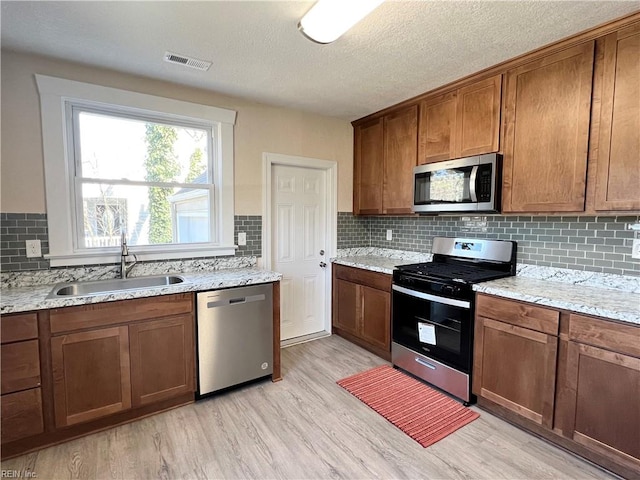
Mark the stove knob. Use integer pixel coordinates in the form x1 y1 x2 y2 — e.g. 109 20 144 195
443 285 460 295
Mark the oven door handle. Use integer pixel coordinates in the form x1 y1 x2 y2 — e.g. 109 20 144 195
392 285 471 309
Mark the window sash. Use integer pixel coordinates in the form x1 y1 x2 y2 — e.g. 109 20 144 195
67 103 219 251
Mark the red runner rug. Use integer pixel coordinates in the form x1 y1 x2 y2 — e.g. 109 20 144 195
337 365 479 448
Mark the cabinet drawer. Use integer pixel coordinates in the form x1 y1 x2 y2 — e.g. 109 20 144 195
1 388 44 444
476 294 559 335
333 264 391 292
1 312 38 344
569 314 640 358
50 293 193 333
1 340 41 394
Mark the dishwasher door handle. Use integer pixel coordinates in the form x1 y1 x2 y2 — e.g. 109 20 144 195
206 293 266 308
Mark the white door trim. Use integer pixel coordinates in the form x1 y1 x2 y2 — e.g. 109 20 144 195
262 152 337 337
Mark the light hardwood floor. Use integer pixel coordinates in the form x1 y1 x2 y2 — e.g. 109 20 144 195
2 335 615 479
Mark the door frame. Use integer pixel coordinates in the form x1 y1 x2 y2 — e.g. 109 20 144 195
262 152 338 337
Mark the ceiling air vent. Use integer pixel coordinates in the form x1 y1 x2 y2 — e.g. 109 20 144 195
164 51 212 71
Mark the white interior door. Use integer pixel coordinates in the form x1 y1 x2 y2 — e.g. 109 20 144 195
272 164 327 341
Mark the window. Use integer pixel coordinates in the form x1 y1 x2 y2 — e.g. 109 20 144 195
36 75 236 266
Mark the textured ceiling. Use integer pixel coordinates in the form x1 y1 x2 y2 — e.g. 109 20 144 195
2 1 638 120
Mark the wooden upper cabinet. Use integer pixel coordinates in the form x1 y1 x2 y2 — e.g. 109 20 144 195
419 91 457 163
503 42 595 213
418 75 502 164
457 75 502 157
595 24 640 211
353 117 384 214
383 105 418 214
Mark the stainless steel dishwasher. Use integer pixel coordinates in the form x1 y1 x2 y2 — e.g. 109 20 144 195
196 283 273 397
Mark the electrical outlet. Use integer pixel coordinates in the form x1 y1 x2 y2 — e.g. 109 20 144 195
25 239 42 258
237 232 247 246
632 239 640 260
386 229 393 241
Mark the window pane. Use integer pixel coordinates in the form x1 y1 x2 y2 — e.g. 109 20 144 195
80 183 211 247
77 111 210 184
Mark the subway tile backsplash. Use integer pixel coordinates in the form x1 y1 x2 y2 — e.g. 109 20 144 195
338 212 640 277
3 212 639 277
1 213 262 272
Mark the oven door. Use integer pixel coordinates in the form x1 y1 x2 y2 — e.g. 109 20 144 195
392 285 472 372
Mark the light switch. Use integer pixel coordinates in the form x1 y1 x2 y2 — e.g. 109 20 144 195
386 229 393 241
238 232 247 246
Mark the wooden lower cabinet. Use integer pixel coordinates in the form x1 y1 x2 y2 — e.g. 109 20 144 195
1 388 44 444
1 294 198 459
475 294 640 479
129 315 195 407
473 316 558 428
51 326 132 427
332 264 391 360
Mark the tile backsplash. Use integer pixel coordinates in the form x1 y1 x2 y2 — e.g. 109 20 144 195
338 212 640 277
1 213 262 272
4 212 639 277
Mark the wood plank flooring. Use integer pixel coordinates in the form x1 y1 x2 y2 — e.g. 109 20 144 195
2 335 616 479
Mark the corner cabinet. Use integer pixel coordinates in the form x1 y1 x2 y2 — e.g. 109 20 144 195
353 105 417 215
332 264 391 360
594 24 640 211
502 42 594 213
474 294 640 479
418 75 501 164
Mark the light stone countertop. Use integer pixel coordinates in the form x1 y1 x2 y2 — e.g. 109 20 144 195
331 248 433 275
473 276 640 325
1 268 282 315
331 248 639 326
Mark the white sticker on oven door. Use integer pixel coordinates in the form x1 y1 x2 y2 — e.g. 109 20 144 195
418 322 436 345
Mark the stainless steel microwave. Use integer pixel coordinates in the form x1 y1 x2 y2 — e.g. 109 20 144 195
413 154 502 213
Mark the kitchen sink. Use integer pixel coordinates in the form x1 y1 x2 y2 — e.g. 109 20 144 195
46 275 187 299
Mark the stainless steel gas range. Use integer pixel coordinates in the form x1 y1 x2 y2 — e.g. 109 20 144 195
392 237 517 405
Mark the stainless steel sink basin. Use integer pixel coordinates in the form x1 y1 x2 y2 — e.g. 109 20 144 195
47 275 187 299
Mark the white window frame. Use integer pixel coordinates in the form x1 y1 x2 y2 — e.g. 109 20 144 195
36 74 237 267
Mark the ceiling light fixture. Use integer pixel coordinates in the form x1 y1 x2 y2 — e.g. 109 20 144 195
298 0 385 44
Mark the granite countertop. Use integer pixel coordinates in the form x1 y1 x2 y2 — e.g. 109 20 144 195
331 247 433 275
331 248 639 326
473 276 640 326
1 268 282 315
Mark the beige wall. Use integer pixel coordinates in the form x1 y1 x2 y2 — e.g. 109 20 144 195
1 50 354 215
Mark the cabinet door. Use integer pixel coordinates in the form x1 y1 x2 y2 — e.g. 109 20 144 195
332 278 359 337
129 315 195 407
51 326 131 427
383 105 418 214
564 342 640 471
354 117 384 214
473 316 558 428
595 25 640 211
502 42 594 212
359 285 390 351
457 75 502 157
418 91 457 163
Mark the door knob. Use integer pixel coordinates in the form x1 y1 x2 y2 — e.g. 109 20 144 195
319 262 327 268
319 249 325 256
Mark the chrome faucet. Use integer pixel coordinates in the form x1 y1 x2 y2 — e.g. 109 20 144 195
120 232 137 279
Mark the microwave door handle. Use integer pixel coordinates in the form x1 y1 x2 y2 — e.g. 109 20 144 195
469 165 478 202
